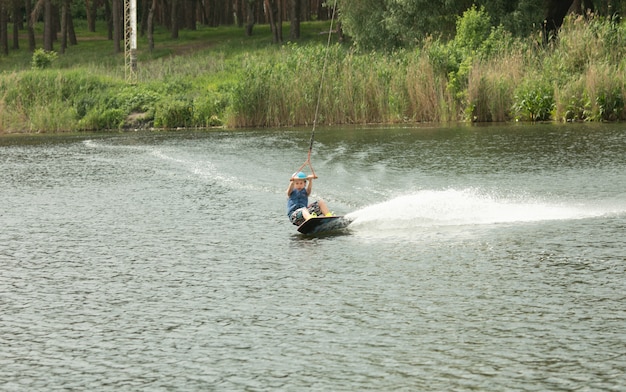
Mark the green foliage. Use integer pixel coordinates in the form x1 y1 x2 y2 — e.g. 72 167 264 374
486 0 544 37
154 99 195 128
426 39 462 76
338 0 393 50
339 0 546 50
3 16 626 131
27 101 79 132
192 90 229 127
229 43 348 126
80 108 126 130
3 69 112 113
454 6 492 54
562 90 592 122
596 87 624 121
466 67 517 122
229 61 273 126
431 6 516 110
476 24 516 59
31 49 58 70
513 79 555 121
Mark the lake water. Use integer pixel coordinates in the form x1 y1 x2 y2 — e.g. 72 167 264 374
1 123 625 391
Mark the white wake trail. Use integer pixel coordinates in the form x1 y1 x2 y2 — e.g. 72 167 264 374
347 189 619 229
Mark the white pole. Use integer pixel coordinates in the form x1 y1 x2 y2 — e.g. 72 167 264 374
130 0 137 74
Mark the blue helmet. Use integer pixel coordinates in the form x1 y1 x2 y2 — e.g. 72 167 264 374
293 171 307 180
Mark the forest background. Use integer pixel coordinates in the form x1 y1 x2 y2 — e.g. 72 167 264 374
1 0 625 133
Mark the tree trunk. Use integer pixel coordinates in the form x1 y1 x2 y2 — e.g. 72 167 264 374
225 0 233 24
171 0 179 38
184 0 196 30
337 20 343 43
60 0 67 53
85 0 95 31
264 0 274 41
264 0 281 43
289 0 300 40
544 0 574 37
105 0 113 40
140 0 149 35
12 0 19 49
43 0 54 51
148 0 156 51
112 0 121 52
198 0 207 25
569 0 595 15
1 4 8 55
234 0 243 27
317 0 326 20
53 4 60 39
68 6 77 45
24 0 36 50
245 0 255 36
89 0 99 31
276 0 282 43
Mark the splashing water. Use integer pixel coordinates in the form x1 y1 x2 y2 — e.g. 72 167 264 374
347 189 616 230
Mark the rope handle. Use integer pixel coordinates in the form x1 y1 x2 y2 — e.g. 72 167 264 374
293 150 317 179
292 0 337 182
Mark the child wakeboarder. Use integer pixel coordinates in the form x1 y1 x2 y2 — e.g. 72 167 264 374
287 171 333 226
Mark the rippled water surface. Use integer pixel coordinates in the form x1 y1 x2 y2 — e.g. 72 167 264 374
1 124 625 390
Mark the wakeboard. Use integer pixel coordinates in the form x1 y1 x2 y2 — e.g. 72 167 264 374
297 216 352 235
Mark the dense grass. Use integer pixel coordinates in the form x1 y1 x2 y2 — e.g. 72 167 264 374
1 14 625 133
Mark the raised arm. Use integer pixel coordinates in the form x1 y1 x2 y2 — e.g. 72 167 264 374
286 180 295 197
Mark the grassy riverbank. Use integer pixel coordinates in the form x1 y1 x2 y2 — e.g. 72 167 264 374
1 15 625 133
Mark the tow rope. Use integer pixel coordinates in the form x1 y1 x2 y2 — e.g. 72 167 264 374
293 0 338 179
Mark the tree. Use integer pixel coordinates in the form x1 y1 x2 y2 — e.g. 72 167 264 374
544 0 578 36
338 0 606 50
43 0 53 51
112 0 121 52
147 0 156 51
182 0 195 30
245 0 256 36
289 0 300 40
170 0 179 39
0 1 7 55
338 0 475 50
59 0 77 53
264 0 281 43
85 0 98 32
337 0 388 50
24 0 36 50
12 0 20 49
60 0 69 53
104 0 112 40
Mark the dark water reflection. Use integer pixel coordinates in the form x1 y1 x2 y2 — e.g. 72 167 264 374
1 123 625 390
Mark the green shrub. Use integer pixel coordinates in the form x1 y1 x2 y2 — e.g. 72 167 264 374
31 49 58 70
229 56 292 127
564 93 592 121
596 87 624 121
513 79 555 121
426 39 460 76
28 101 78 132
454 5 492 55
193 91 229 127
154 99 194 128
478 25 516 59
79 107 126 130
105 87 161 113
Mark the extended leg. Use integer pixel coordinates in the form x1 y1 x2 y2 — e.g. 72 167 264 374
317 199 332 216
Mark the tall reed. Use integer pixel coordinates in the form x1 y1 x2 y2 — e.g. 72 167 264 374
467 54 523 122
405 54 453 122
2 16 626 132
